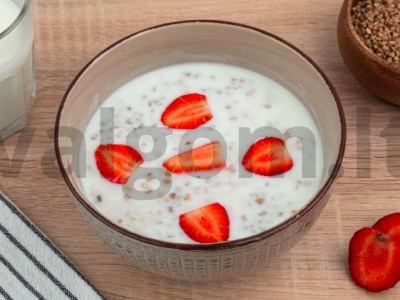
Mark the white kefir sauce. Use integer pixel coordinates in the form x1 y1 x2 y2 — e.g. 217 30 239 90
79 63 324 243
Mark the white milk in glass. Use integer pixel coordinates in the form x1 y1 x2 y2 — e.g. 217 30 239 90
0 0 35 140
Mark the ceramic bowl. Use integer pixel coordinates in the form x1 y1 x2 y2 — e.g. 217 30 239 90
337 0 400 105
55 20 346 281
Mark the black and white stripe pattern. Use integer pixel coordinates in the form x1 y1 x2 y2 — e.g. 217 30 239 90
0 191 104 300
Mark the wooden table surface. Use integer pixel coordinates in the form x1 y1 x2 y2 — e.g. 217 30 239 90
1 0 400 299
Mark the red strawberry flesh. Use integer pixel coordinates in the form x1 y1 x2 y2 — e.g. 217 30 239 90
373 212 400 240
161 93 213 129
95 144 143 184
179 203 230 243
242 137 293 176
348 227 400 292
163 141 226 173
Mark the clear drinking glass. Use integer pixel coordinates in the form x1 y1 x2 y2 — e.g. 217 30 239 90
0 0 35 141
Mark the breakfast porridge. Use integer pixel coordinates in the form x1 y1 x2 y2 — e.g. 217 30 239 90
79 62 324 244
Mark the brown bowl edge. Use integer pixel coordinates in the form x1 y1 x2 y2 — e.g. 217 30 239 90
344 0 400 75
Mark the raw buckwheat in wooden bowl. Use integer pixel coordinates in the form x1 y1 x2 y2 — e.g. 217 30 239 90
338 0 400 105
55 21 346 281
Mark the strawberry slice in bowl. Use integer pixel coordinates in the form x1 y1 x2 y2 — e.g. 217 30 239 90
163 141 226 174
161 93 213 129
242 137 293 177
179 203 230 243
95 144 143 184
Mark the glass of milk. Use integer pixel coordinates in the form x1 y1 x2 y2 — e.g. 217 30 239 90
0 0 35 141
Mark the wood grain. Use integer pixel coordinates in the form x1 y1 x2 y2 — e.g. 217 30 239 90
1 0 399 298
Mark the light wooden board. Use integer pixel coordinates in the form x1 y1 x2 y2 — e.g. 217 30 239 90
1 0 399 298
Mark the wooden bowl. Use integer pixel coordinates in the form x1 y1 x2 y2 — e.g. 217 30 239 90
337 0 400 105
55 20 346 281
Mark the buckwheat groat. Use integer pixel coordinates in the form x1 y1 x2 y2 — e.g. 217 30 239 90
352 0 400 66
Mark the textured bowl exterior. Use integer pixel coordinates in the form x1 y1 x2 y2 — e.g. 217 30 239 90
337 0 400 105
72 188 332 281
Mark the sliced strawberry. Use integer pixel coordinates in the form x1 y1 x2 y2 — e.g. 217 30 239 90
348 227 400 292
95 144 143 184
373 213 400 240
161 93 213 129
242 137 293 176
163 141 225 173
179 203 230 243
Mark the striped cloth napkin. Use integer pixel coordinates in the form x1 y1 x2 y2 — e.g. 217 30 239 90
0 190 104 300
